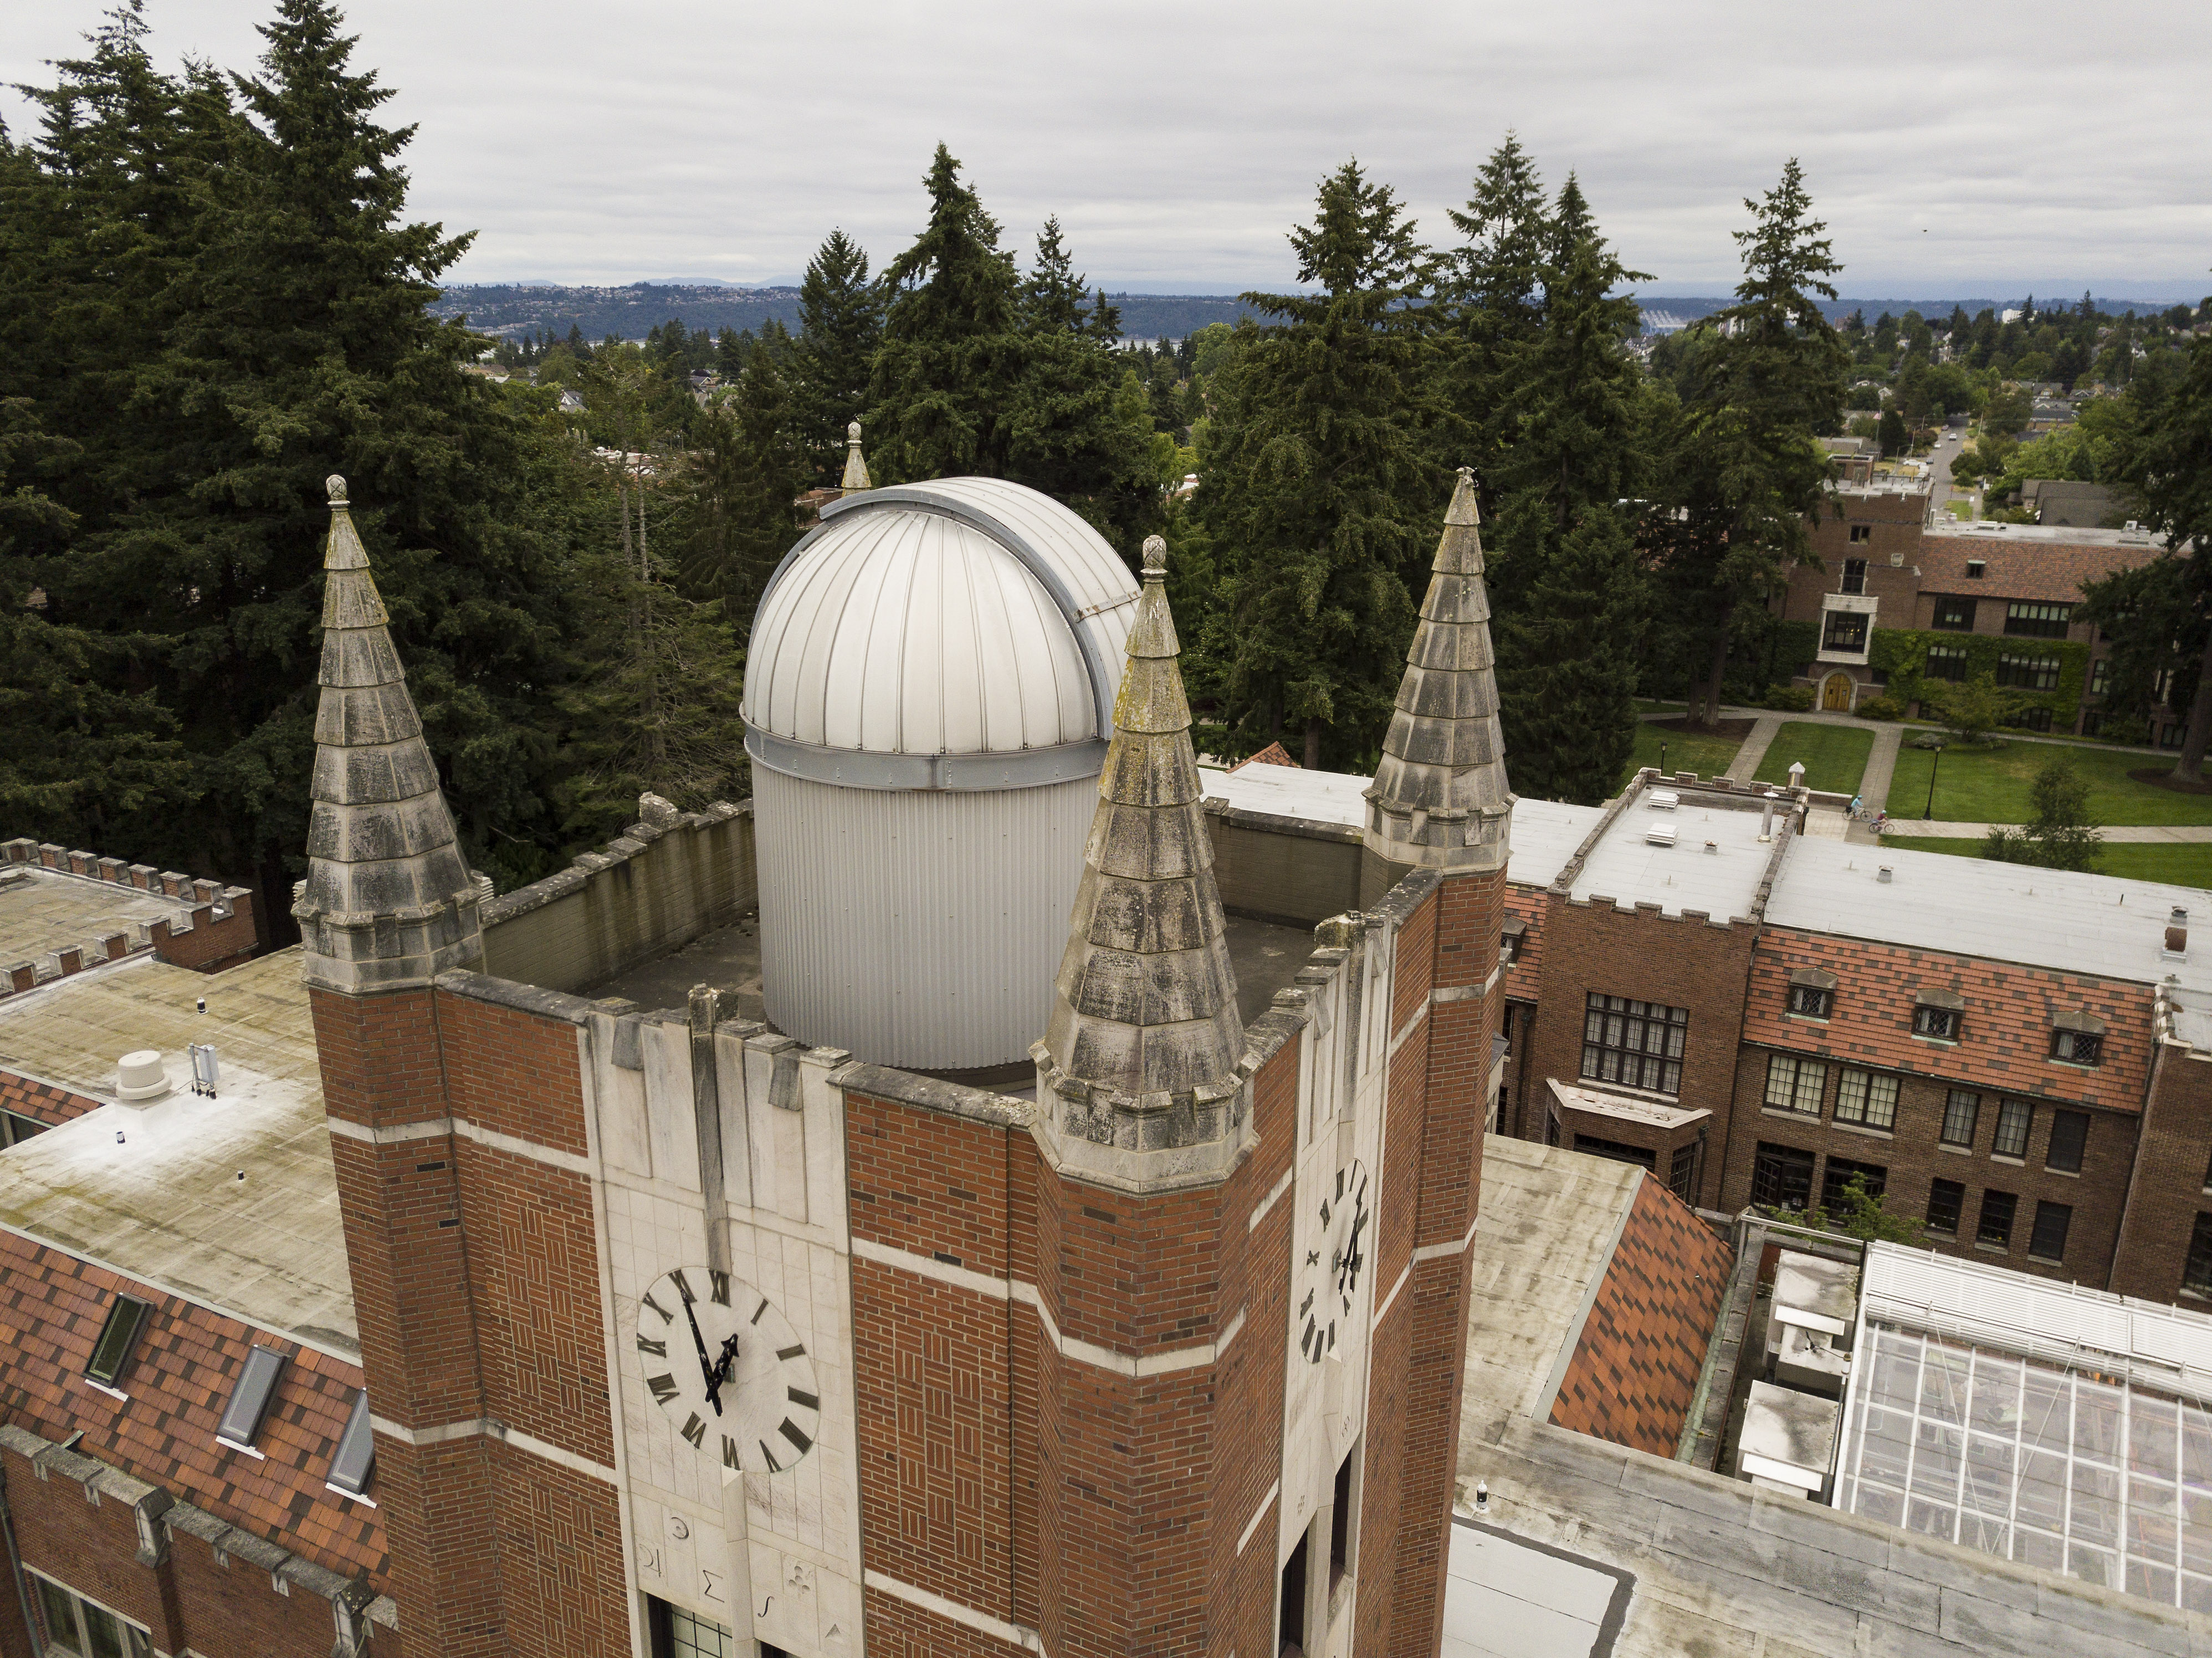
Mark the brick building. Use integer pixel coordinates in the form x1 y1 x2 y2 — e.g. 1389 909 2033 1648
0 473 1526 1658
1776 480 2170 735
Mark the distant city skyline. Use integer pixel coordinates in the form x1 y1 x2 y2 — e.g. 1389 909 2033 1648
7 0 2208 298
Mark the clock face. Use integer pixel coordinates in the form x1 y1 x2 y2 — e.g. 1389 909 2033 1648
1297 1161 1369 1364
634 1266 822 1481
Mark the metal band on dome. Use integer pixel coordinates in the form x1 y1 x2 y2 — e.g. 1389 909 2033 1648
754 483 1138 745
745 727 1108 792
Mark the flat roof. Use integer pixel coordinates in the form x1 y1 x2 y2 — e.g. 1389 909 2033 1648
1545 1079 1706 1131
1508 799 1605 890
0 950 355 1360
1768 837 2212 994
0 865 205 969
1567 791 1779 922
1199 760 1366 827
1929 521 2158 549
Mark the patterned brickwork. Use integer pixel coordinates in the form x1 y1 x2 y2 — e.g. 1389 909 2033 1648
862 1585 1026 1657
1548 1172 1735 1456
1502 884 1547 997
0 1069 99 1128
1745 928 2149 1114
2113 1044 2212 1302
0 1229 383 1583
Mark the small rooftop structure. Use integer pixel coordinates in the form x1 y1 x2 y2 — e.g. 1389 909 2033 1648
1562 779 1789 923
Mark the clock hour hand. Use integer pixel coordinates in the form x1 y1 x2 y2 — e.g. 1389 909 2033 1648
682 1298 724 1416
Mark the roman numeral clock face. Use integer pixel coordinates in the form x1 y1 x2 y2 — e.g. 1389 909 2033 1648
1298 1161 1369 1364
636 1267 822 1483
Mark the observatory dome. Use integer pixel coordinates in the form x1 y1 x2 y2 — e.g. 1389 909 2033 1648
741 478 1142 1074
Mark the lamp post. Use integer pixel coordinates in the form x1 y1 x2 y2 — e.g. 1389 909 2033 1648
1660 741 1668 779
1923 743 1944 820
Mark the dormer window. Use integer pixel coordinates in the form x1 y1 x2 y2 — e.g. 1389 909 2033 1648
1912 987 1964 1041
1785 966 1836 1020
1501 918 1527 966
2051 1011 2105 1067
1967 559 1986 579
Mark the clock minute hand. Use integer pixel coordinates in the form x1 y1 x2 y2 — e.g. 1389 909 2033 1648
682 1298 724 1416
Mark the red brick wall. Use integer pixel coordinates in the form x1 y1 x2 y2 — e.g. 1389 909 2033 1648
149 891 258 973
2112 1044 2212 1302
1522 897 1757 1210
0 1071 100 1129
2 1444 341 1658
1548 1174 1735 1455
861 1585 1025 1657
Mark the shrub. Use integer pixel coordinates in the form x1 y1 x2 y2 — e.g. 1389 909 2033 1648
1855 695 1902 721
1763 684 1815 712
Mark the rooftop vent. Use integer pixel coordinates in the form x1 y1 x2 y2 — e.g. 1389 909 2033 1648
2167 907 2189 960
116 1051 170 1104
1646 823 1678 848
1648 790 1680 811
1704 840 1719 854
1877 866 1893 884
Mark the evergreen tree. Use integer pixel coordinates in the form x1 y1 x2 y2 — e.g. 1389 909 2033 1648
1483 174 1654 804
792 223 875 478
674 339 805 634
1022 217 1090 334
1196 161 1445 768
1653 159 1849 726
1444 134 1550 489
1984 756 2102 872
867 145 1022 482
5 0 605 904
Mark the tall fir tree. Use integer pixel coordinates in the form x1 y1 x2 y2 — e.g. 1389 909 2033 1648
674 339 806 636
1445 133 1551 492
790 231 883 483
1197 160 1446 769
1485 173 1655 803
4 0 607 906
867 145 1022 483
1654 158 1848 726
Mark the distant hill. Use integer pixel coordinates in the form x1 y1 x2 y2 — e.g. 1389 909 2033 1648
1634 295 2188 333
432 283 1265 344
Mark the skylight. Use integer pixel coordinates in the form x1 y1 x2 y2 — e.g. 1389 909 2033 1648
325 1388 376 1502
84 1295 151 1390
216 1346 287 1454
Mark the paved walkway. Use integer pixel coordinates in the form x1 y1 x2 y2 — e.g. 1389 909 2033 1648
1724 714 1784 784
1878 821 2212 842
1641 702 2170 761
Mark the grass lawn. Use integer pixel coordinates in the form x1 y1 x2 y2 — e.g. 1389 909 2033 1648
1622 718 1743 790
1754 722 1876 796
1886 741 2212 826
1883 835 2212 891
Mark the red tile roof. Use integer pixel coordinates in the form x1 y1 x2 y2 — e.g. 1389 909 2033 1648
1549 1174 1734 1456
0 1230 386 1588
1918 533 2159 603
1503 886 1547 998
1744 928 2149 1113
0 1070 99 1129
1230 741 1300 771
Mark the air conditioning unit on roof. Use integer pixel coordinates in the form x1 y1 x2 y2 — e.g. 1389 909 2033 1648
1648 791 1680 811
1646 823 1678 848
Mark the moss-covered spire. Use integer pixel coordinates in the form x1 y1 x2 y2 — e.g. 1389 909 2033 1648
1364 468 1514 872
1035 535 1242 1145
295 475 483 992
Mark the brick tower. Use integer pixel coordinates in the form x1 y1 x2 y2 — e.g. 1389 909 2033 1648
1359 467 1513 1655
299 475 625 1655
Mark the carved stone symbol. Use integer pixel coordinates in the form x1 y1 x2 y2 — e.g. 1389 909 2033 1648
668 1515 690 1541
788 1562 813 1593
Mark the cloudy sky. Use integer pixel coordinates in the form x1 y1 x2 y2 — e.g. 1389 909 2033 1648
7 0 2209 299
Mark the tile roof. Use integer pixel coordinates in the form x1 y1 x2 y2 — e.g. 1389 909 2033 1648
1548 1174 1734 1456
0 1071 98 1129
0 1228 385 1588
1918 531 2159 603
1229 741 1300 771
1744 928 2149 1113
1502 886 1547 998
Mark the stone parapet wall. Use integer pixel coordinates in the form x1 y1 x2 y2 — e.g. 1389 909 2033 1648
478 799 756 994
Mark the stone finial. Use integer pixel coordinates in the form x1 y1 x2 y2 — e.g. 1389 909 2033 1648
839 420 872 495
1362 467 1513 873
294 481 484 992
326 474 348 505
1033 533 1242 1171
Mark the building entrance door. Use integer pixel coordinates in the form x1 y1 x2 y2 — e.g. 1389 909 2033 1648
1822 673 1853 711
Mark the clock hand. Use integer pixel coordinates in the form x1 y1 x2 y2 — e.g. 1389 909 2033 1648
682 1297 724 1416
710 1333 742 1394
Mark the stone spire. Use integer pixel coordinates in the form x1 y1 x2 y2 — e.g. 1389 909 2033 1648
838 419 871 495
295 475 484 993
1035 535 1242 1158
1364 468 1513 872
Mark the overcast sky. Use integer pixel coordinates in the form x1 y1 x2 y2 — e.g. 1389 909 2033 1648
6 0 2209 299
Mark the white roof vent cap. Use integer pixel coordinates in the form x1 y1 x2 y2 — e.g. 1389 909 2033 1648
117 1050 171 1104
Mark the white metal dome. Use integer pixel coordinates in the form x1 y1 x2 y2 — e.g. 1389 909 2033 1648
743 478 1141 791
